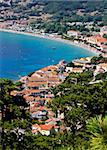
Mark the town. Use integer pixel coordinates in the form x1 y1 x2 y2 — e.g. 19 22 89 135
10 55 107 136
1 1 107 149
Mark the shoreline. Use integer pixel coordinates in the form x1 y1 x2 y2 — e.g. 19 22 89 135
0 28 100 56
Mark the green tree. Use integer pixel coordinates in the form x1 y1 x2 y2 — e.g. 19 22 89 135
0 78 31 149
87 116 107 150
52 73 107 148
103 34 107 39
95 72 107 81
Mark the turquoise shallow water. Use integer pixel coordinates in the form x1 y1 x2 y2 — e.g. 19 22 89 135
0 31 95 80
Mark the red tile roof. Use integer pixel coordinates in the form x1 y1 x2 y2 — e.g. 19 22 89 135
90 35 107 43
27 81 48 87
29 89 44 93
40 124 53 131
46 118 60 123
41 66 57 72
24 96 35 102
28 77 47 82
47 77 60 82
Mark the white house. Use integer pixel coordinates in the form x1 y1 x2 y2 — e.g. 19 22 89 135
65 67 73 72
65 67 83 73
39 124 54 136
67 30 81 37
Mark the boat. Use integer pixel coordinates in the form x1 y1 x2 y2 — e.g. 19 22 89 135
52 47 56 50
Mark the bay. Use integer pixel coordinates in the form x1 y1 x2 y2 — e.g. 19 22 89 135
0 31 95 80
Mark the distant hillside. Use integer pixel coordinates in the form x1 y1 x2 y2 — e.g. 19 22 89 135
0 0 107 34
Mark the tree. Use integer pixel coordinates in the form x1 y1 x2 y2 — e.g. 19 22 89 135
67 62 74 67
0 78 31 149
103 34 107 39
51 72 107 148
87 116 107 150
91 55 104 65
95 72 107 81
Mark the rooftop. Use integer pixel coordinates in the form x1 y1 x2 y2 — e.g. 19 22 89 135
98 63 107 68
27 81 48 87
90 35 107 43
39 124 53 131
28 77 47 82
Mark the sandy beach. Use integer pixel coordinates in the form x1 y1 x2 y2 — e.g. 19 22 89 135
0 28 100 56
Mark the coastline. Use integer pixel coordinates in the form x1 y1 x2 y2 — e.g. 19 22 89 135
0 28 99 56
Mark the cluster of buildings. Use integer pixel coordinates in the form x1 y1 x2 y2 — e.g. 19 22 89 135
0 19 29 31
0 2 107 136
87 34 107 53
67 26 107 55
10 57 107 136
11 60 68 135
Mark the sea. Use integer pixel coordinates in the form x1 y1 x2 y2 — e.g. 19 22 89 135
0 31 96 80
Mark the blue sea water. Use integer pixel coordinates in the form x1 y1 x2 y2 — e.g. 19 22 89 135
0 31 95 80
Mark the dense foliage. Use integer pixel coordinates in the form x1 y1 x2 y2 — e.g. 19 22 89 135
91 55 107 65
0 79 31 149
51 71 107 149
86 116 107 150
1 66 107 149
36 0 107 33
1 0 107 34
